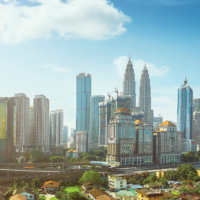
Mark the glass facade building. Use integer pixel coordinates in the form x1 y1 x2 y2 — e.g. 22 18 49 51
89 95 105 145
153 116 163 129
50 110 63 146
193 99 200 112
76 73 91 132
63 126 68 143
177 79 193 139
123 58 136 109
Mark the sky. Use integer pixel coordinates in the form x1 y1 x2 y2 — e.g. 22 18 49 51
0 0 200 134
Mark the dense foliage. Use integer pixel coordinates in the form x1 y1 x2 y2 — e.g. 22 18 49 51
68 191 87 200
79 170 101 184
182 151 199 162
165 164 199 181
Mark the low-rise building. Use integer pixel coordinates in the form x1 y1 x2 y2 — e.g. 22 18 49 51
81 182 97 193
108 175 127 191
144 182 164 189
66 150 78 158
88 189 104 200
41 181 59 193
10 194 27 200
13 187 35 200
136 188 163 200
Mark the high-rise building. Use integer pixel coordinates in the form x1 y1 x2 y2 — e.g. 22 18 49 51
29 106 34 146
76 73 91 132
193 108 200 145
63 126 68 143
50 110 64 146
0 97 16 163
177 78 193 140
153 116 163 129
153 121 182 164
98 95 132 148
138 64 153 125
15 93 30 152
99 101 111 148
106 108 153 167
193 99 200 112
89 95 105 146
33 95 49 152
76 131 88 153
123 58 136 109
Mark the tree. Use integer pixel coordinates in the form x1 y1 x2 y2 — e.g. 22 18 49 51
101 178 108 188
91 165 96 170
50 156 65 162
31 179 42 188
79 170 101 184
127 178 137 184
68 192 87 200
55 191 68 200
6 189 14 200
159 177 168 187
13 177 25 189
197 151 200 156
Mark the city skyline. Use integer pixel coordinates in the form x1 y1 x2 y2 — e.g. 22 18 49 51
0 0 200 131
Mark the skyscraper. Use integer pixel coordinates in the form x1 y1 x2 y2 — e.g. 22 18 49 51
123 58 136 109
50 110 64 146
33 95 49 152
193 99 200 112
29 106 34 146
177 78 193 140
89 95 105 146
15 93 29 152
63 126 68 143
193 108 200 145
153 115 163 129
0 97 16 163
138 64 153 125
76 73 91 132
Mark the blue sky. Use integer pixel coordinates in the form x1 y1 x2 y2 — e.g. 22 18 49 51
0 0 200 133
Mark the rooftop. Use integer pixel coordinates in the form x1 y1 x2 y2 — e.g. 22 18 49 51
10 194 27 200
89 189 103 198
114 107 130 113
159 120 176 127
134 120 144 125
136 188 163 197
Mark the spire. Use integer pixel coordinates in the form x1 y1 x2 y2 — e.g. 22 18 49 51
143 63 147 70
184 77 187 85
129 51 131 60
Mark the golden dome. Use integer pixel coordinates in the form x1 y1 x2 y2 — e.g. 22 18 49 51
134 120 144 124
114 107 130 113
159 120 176 127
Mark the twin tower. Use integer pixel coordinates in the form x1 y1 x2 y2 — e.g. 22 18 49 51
123 58 153 125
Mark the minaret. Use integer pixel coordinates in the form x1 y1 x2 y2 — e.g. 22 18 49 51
139 64 153 124
123 57 136 109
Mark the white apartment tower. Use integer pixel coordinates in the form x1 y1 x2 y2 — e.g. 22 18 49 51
139 64 153 125
50 110 64 146
15 93 30 152
33 95 49 152
123 58 136 109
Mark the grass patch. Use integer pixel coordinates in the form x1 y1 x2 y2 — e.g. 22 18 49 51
50 198 58 200
171 190 180 195
64 186 80 193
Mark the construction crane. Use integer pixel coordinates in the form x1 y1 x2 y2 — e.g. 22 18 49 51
107 92 111 101
114 88 119 96
120 92 123 96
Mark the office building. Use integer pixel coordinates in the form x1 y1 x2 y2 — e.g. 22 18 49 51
76 73 91 132
177 78 193 141
63 126 68 143
153 121 182 164
106 107 153 167
153 116 163 129
99 101 111 148
33 95 49 152
123 58 136 109
76 131 88 153
15 93 30 152
193 109 200 145
50 110 63 146
0 97 16 163
29 106 34 146
138 64 153 125
89 95 105 146
193 99 200 112
99 95 132 148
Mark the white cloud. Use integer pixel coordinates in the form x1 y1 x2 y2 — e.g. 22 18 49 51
114 56 170 79
0 0 131 44
39 64 72 73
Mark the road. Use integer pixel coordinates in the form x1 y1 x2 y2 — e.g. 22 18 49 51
0 168 62 173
